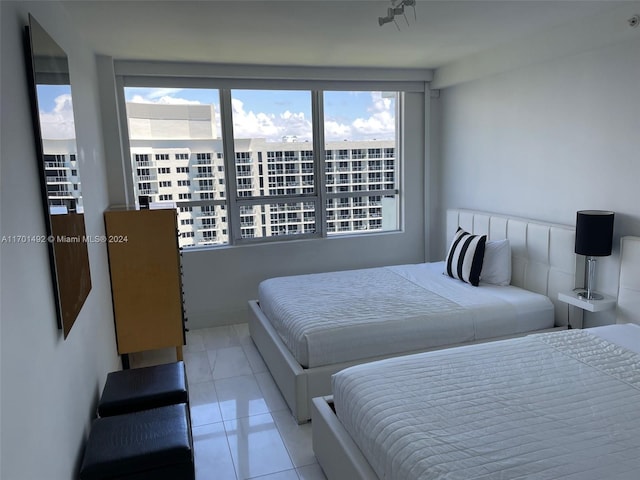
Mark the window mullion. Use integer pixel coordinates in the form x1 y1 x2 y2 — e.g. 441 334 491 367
219 89 239 244
312 90 327 237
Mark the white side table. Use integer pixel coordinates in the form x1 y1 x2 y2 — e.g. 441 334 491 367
558 291 616 328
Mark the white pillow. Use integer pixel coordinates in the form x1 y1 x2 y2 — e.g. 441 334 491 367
480 239 511 286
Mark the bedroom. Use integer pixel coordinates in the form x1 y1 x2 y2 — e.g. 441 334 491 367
1 1 639 479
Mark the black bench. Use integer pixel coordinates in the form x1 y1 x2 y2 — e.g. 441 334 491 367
79 403 194 480
98 361 188 417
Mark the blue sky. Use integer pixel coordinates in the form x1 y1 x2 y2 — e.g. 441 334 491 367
124 87 396 142
36 85 397 142
37 84 76 139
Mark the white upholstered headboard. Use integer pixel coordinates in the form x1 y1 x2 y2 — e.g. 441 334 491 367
617 236 640 325
446 209 582 327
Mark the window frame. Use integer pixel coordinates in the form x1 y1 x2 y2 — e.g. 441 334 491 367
117 73 419 249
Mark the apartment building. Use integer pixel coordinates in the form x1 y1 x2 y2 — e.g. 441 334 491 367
127 102 397 248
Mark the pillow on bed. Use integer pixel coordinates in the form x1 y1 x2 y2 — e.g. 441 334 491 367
480 239 512 286
445 227 487 286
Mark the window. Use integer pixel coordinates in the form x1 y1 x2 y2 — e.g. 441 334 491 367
124 85 400 248
323 91 398 235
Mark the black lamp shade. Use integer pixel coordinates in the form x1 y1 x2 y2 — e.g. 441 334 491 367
575 210 614 256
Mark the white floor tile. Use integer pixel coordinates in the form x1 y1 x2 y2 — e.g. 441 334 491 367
209 346 254 380
272 410 316 467
189 380 223 427
215 375 271 420
184 329 206 353
192 422 237 480
225 413 294 480
184 325 327 480
184 350 213 384
234 323 253 346
202 325 241 350
243 342 268 373
255 371 288 413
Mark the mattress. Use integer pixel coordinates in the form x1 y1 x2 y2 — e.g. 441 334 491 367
258 262 554 368
332 325 640 480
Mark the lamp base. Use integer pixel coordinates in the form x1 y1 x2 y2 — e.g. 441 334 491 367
575 289 604 301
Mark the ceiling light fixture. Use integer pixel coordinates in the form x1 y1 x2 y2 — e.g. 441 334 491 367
378 0 417 29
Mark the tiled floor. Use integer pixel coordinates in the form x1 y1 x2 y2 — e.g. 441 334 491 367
130 324 327 480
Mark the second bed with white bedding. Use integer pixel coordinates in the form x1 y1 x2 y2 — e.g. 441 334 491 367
332 325 640 480
258 261 554 368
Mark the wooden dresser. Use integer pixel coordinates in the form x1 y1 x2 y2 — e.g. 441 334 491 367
104 207 185 364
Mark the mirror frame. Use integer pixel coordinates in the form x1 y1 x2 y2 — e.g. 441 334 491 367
23 14 91 338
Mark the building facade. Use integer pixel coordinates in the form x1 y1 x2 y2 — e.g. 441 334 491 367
127 102 398 248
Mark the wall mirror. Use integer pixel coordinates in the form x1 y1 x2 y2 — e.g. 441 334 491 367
24 14 91 338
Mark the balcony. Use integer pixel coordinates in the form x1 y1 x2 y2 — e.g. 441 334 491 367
45 161 71 169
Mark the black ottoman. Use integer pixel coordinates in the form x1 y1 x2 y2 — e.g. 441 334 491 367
98 362 188 417
80 403 194 480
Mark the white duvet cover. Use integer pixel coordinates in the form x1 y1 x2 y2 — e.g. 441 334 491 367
332 326 640 480
258 262 553 367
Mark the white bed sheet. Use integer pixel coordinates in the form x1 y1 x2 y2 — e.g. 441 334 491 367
332 325 640 480
258 261 553 368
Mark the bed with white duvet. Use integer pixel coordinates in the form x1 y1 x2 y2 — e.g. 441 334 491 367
311 235 640 480
259 261 553 368
331 325 640 480
250 209 581 422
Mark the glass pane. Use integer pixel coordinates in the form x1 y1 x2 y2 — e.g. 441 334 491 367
38 84 84 212
237 202 316 240
124 87 229 247
326 195 397 234
231 90 314 199
230 90 317 241
178 204 228 248
323 91 399 234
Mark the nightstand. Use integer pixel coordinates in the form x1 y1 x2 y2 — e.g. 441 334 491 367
557 291 616 328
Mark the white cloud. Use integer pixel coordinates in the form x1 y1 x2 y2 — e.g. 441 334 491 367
39 93 76 139
231 98 312 142
324 120 352 141
129 93 201 105
146 88 185 99
326 92 396 141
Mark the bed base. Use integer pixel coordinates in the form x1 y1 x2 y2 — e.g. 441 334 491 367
311 396 378 480
248 299 563 423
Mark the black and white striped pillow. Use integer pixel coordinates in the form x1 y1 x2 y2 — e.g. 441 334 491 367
445 227 487 286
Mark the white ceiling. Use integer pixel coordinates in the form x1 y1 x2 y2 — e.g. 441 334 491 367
61 1 621 70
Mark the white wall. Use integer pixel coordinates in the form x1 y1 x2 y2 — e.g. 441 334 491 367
434 5 640 326
183 91 427 327
0 2 119 478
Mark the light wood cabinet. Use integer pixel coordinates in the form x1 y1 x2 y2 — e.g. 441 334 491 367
104 207 185 361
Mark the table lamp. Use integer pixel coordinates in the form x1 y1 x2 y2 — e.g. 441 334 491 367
575 210 614 300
